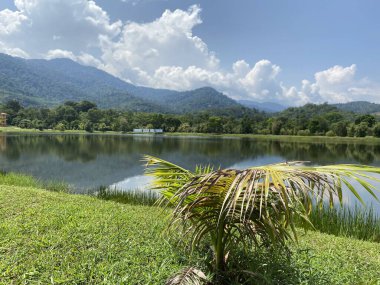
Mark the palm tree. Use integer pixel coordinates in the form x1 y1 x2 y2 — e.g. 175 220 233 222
144 155 380 283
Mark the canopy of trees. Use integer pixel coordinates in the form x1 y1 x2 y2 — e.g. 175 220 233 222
1 100 380 137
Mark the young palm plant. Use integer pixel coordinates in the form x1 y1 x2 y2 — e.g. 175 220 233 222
143 155 380 284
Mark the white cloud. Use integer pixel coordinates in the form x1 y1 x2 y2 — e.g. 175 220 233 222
285 64 380 105
0 9 27 35
46 49 77 61
100 5 219 81
0 41 29 57
0 0 121 57
0 2 379 106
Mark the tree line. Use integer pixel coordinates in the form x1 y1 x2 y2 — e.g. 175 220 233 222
1 100 380 137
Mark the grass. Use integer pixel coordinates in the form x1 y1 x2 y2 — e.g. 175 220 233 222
0 185 194 284
93 180 380 244
165 132 380 144
304 203 380 243
0 180 379 284
0 126 121 135
0 170 70 193
3 126 380 144
96 186 159 206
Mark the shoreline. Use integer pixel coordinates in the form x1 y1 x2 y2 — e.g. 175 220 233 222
2 126 380 143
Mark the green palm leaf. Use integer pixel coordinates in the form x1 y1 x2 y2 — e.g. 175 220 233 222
144 155 380 275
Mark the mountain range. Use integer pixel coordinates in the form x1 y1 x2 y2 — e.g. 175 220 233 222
0 53 249 115
0 52 379 115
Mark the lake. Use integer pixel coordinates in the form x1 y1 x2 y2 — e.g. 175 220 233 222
1 133 380 213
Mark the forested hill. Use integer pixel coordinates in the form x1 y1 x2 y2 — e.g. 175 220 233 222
333 101 380 114
0 53 250 115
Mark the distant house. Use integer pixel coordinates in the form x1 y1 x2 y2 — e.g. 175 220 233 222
0 113 7 127
133 128 163 134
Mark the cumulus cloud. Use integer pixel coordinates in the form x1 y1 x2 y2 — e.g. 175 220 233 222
0 0 121 57
284 64 380 105
0 2 379 105
100 5 219 82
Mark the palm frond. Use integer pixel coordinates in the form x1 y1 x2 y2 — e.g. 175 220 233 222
143 155 195 205
166 267 209 285
143 155 380 275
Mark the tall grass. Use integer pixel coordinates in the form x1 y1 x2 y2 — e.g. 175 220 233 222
0 170 70 193
96 186 159 206
301 203 380 242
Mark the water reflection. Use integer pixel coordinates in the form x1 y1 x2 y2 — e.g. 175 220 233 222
1 133 380 212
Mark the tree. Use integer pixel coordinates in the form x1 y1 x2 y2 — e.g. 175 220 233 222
373 123 380 138
241 115 252 134
56 105 78 122
55 122 66 131
355 122 369 137
207 116 223 133
145 155 380 284
75 101 97 113
308 116 328 134
5 100 22 113
355 114 376 128
271 119 283 135
331 121 348 137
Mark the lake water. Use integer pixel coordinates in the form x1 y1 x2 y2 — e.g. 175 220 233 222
1 133 380 213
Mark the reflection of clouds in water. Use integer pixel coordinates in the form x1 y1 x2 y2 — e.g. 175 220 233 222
110 175 153 191
341 173 380 215
1 134 380 214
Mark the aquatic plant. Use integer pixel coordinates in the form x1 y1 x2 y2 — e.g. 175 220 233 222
96 186 159 206
304 203 380 242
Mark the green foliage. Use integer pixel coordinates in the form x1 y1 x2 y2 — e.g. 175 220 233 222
0 186 193 284
303 203 380 242
334 101 380 114
0 183 379 284
373 122 380 137
96 187 159 206
355 122 369 137
0 54 254 115
355 114 376 127
144 155 380 283
0 171 70 193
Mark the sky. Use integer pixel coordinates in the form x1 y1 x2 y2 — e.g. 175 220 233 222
0 0 379 106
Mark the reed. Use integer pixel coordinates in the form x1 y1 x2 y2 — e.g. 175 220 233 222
95 186 159 206
302 203 380 242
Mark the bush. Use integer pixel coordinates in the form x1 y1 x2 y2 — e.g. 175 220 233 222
373 123 380 138
355 122 369 137
55 122 66 131
326 130 336 137
297 129 310 136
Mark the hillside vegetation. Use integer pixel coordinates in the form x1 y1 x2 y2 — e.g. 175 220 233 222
0 53 247 114
334 101 380 114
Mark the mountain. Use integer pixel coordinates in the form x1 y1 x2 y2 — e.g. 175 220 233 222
333 101 380 114
0 53 247 115
238 100 287 113
277 103 352 121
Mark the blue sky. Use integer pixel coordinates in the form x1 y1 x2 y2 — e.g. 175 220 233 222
0 0 379 105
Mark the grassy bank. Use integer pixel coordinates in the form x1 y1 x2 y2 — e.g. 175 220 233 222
0 171 70 193
0 126 121 135
0 182 380 284
165 132 380 144
2 126 380 144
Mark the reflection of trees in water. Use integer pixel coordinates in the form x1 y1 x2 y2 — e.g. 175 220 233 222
1 134 380 167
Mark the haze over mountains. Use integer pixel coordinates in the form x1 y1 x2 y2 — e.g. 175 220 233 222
0 53 379 115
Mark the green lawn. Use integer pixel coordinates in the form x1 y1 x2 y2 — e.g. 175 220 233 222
0 185 379 284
